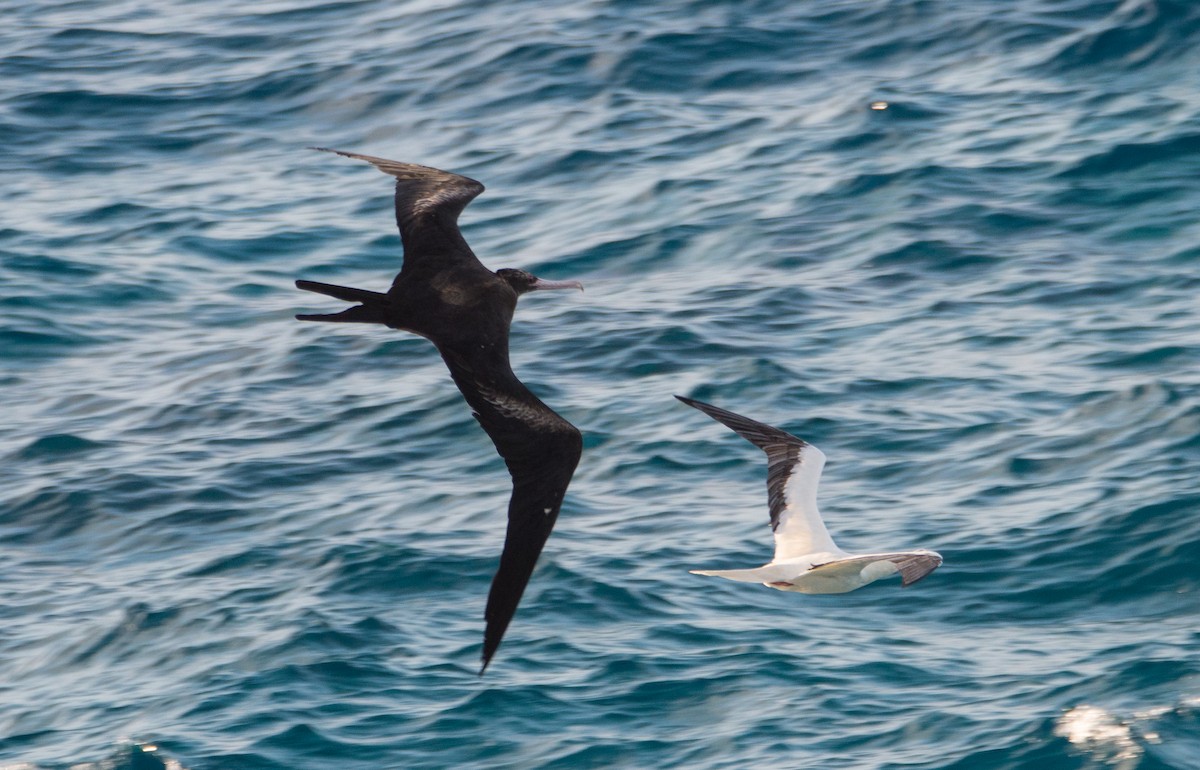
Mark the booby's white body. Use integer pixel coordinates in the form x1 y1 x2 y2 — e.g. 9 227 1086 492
692 548 942 594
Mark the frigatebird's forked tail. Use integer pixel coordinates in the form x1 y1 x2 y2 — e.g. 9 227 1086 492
295 279 388 324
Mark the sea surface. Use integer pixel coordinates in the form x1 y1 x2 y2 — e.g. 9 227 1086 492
3 0 1200 768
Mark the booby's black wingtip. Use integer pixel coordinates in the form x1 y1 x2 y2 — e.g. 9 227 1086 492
309 146 362 161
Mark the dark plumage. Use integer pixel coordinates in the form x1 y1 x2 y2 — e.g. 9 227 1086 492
295 148 583 673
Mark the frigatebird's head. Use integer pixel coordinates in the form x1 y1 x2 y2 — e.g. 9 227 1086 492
496 268 584 296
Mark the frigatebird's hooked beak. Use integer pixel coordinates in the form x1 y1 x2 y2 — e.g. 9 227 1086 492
529 278 584 292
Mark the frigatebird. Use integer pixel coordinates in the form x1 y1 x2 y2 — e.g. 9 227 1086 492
677 396 941 593
295 148 584 673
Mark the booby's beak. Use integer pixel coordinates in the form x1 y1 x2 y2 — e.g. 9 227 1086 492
530 278 584 292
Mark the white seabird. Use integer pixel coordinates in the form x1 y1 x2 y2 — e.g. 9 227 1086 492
677 396 942 593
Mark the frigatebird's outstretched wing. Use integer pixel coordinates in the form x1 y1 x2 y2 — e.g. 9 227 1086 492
310 147 486 273
440 346 582 674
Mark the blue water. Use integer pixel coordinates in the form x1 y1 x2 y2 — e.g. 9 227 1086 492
4 0 1200 767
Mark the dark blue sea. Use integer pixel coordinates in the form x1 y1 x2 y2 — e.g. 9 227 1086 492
4 0 1200 767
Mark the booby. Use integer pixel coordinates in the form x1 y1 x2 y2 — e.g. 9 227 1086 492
295 148 583 673
676 396 941 593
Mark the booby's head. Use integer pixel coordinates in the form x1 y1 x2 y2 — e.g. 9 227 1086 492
496 268 584 296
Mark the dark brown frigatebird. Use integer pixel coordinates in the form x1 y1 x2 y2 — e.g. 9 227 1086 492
295 147 584 673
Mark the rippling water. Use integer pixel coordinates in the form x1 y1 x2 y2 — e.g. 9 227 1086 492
4 1 1200 768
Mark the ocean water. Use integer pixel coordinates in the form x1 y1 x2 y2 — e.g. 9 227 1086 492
3 0 1200 767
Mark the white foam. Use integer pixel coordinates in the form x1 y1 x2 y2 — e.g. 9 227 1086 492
1055 705 1141 765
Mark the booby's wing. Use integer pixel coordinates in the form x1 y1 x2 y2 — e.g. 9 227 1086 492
441 346 582 674
808 551 942 587
675 396 837 560
311 147 486 273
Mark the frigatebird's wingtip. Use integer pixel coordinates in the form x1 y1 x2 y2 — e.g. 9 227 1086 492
479 642 499 676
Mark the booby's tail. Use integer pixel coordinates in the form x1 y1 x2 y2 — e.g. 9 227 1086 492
295 279 388 324
690 565 779 583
